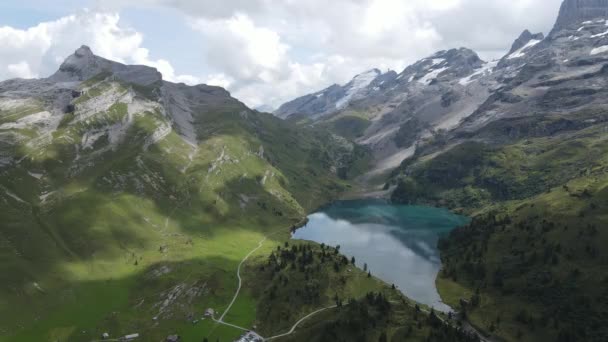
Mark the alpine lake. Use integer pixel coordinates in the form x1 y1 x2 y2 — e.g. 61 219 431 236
292 199 470 312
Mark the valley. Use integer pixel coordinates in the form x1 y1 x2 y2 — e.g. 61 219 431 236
2 0 608 341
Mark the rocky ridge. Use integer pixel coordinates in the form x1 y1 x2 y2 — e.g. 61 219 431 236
275 0 608 179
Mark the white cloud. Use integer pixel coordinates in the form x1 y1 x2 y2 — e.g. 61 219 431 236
1 1 566 108
191 14 290 84
7 61 37 79
0 11 198 84
205 73 234 89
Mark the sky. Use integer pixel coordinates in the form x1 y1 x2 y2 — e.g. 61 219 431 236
0 0 564 109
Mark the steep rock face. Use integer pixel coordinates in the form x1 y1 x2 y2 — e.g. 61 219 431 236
48 45 162 86
552 0 608 33
507 30 545 55
276 47 496 174
276 0 608 179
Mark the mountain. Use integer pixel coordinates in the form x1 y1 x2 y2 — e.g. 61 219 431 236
275 0 608 340
276 47 497 177
275 68 385 119
276 0 608 181
388 2 608 342
0 46 374 341
552 0 608 33
506 30 545 56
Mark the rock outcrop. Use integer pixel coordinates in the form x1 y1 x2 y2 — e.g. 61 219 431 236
48 45 162 86
552 0 608 33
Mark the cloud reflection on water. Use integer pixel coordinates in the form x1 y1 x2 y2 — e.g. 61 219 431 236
293 204 468 313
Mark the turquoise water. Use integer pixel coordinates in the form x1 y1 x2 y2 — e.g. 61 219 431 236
292 200 469 312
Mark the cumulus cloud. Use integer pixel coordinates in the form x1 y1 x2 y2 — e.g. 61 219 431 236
7 61 37 79
2 1 566 108
121 0 563 107
0 11 198 84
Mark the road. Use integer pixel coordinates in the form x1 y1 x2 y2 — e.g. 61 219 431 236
218 237 267 322
212 316 249 332
213 231 493 342
265 305 338 340
213 232 342 341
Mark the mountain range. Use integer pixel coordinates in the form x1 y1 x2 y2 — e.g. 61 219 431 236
275 1 608 341
275 0 608 182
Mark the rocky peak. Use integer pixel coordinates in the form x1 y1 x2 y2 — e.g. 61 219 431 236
552 0 608 33
399 48 484 84
440 48 483 65
48 45 162 86
74 45 94 58
508 30 545 55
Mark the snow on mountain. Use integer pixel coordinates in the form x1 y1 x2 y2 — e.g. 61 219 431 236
274 69 385 119
275 0 608 180
458 60 498 86
335 69 381 109
590 45 608 54
506 39 542 59
417 67 448 85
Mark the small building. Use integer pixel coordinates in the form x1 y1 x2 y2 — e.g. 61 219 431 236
166 335 181 342
235 331 264 342
102 332 110 339
204 308 215 317
121 333 140 341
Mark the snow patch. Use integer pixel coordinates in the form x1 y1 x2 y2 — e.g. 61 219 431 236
336 69 380 109
507 39 541 59
591 45 608 55
591 30 608 38
430 58 445 66
418 67 448 85
459 60 498 86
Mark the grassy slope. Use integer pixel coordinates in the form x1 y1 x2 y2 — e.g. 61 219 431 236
0 77 367 341
241 242 479 342
390 116 608 341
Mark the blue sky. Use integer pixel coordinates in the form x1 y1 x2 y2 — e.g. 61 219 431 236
0 0 563 108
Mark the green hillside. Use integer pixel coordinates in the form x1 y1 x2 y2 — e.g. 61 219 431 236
389 112 608 341
0 74 368 341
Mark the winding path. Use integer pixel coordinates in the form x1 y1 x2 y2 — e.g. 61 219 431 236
212 316 249 332
218 237 267 322
265 305 338 340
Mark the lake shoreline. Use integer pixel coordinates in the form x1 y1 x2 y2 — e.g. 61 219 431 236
292 200 469 312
